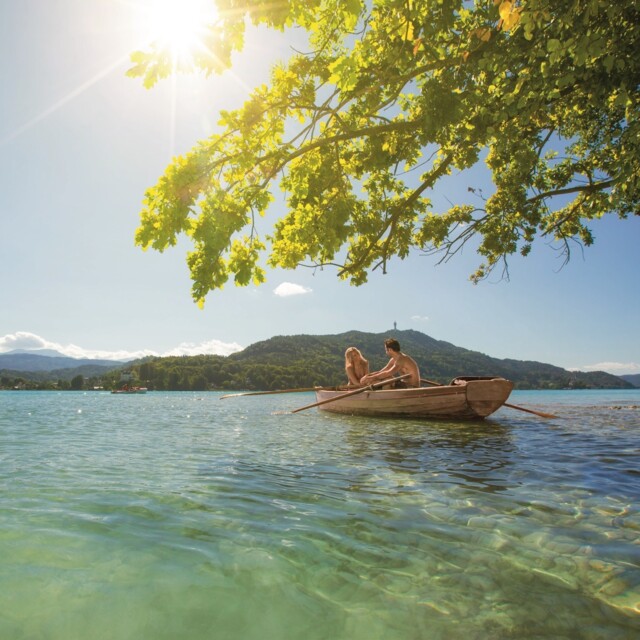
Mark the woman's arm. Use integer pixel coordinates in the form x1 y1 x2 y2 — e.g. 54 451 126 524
360 359 396 384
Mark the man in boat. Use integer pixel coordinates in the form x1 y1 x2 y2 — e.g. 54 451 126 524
345 347 369 387
360 338 421 388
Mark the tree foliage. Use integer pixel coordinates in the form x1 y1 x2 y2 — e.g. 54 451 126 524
128 0 639 304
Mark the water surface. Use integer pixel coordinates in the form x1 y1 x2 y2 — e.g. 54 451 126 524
1 390 639 639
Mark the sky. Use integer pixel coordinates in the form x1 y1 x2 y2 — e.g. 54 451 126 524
1 0 639 376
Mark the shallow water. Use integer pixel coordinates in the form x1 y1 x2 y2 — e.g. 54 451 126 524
1 389 639 639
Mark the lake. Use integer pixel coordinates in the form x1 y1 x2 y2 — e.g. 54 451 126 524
1 389 638 639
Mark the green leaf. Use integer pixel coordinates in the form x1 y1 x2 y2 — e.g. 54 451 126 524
129 0 640 302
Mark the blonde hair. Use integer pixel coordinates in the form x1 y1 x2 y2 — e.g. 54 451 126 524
345 347 366 364
345 347 369 384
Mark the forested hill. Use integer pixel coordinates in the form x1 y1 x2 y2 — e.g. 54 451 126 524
117 329 630 391
621 374 640 388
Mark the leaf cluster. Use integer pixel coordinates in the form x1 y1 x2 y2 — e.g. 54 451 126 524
129 0 640 302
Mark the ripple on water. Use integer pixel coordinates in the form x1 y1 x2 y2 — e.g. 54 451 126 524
0 390 639 639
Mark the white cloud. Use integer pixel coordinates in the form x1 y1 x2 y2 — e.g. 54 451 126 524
411 315 430 322
0 331 158 361
0 332 243 361
0 331 51 352
162 339 243 357
273 282 312 297
578 361 640 376
59 345 157 361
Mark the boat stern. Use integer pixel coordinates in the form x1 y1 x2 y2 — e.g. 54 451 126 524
465 378 514 417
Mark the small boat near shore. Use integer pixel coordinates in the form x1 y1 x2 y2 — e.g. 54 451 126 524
312 376 514 420
223 375 556 419
111 386 148 395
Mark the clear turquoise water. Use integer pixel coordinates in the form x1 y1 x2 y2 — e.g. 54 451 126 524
1 389 638 639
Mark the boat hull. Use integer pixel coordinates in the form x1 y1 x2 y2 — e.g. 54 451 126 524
314 377 513 420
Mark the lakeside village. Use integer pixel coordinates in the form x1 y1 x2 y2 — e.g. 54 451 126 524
5 370 141 393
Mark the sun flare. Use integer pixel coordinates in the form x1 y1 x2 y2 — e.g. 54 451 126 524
138 0 217 64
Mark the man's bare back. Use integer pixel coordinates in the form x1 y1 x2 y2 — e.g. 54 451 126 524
359 338 420 388
391 352 420 387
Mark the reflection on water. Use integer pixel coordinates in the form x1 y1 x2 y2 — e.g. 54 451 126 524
0 390 639 639
341 416 516 494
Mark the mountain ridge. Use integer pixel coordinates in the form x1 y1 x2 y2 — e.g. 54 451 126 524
105 329 631 391
2 330 633 390
0 351 126 372
621 374 640 388
226 329 630 389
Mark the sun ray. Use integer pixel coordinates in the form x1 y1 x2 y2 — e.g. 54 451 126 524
0 1 249 149
0 55 129 147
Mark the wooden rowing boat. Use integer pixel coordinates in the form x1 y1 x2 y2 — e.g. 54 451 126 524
312 376 514 420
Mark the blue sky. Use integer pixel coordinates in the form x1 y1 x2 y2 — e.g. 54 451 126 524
1 0 638 376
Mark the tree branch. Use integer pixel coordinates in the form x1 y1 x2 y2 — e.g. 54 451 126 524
338 152 454 278
527 178 616 205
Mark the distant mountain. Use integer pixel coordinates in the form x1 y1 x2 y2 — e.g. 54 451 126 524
116 329 632 391
229 329 632 390
8 348 68 358
0 350 126 372
621 374 640 388
3 330 633 391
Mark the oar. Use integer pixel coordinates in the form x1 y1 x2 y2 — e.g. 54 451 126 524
291 374 411 414
420 378 559 419
220 387 319 399
421 378 445 387
502 402 559 419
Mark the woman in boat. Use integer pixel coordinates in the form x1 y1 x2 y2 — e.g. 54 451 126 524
345 347 369 387
360 338 421 388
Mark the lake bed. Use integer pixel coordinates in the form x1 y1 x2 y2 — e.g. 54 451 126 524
1 389 639 639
